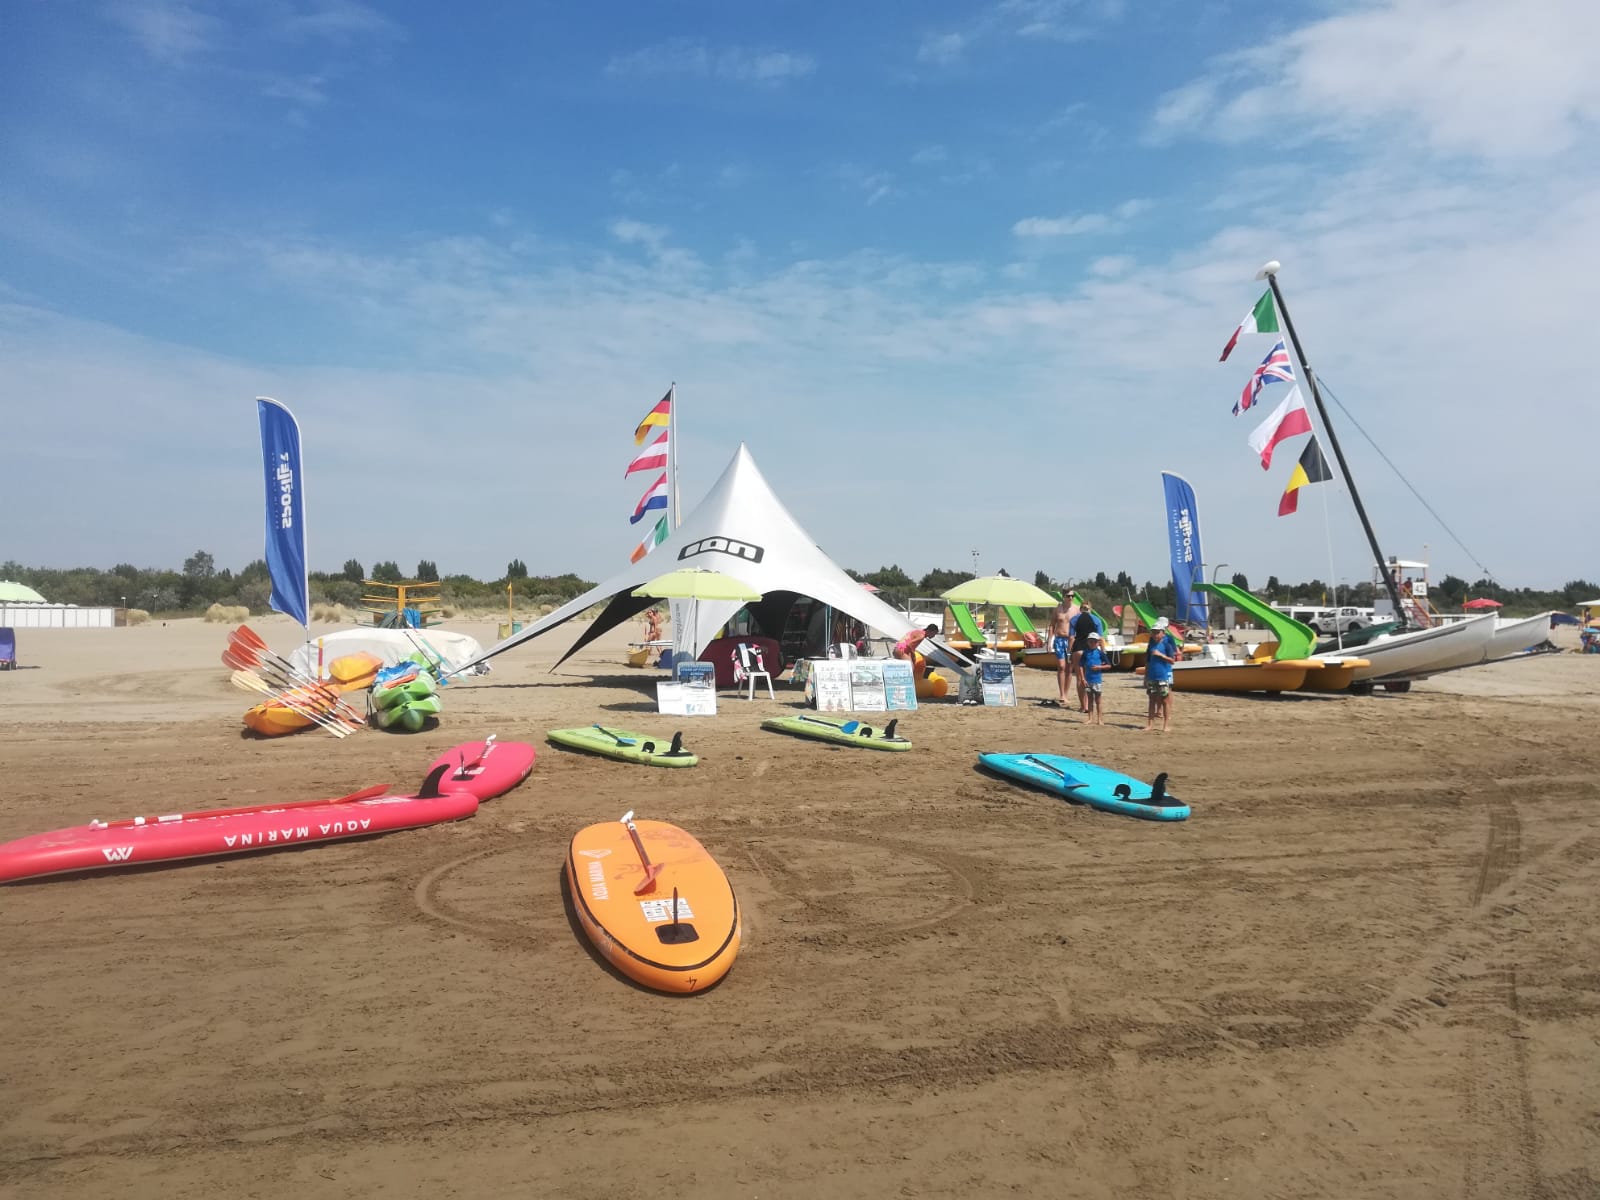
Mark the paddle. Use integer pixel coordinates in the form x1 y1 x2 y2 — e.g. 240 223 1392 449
1020 755 1089 791
226 639 365 723
90 783 391 829
453 734 497 780
228 670 350 737
223 652 362 728
620 809 663 894
403 627 451 687
593 723 638 747
797 715 862 735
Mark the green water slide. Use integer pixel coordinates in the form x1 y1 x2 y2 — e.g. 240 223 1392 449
950 603 987 647
1003 605 1039 637
1194 582 1317 660
1128 598 1163 633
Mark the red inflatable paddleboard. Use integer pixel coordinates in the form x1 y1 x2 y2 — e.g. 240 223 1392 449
425 737 536 801
0 771 478 885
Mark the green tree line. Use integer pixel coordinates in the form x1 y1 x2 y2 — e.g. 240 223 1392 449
5 555 1592 621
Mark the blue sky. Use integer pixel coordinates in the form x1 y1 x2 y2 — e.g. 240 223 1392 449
4 0 1596 591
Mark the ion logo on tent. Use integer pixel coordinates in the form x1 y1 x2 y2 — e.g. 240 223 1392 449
679 536 764 564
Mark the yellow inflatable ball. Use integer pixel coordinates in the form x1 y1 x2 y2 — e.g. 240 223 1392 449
912 653 950 698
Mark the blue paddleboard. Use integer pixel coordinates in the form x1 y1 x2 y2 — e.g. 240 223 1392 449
977 752 1190 821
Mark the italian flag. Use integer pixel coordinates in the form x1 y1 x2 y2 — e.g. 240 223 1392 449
1219 290 1280 361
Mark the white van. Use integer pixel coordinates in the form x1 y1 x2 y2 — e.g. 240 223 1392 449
1275 605 1373 635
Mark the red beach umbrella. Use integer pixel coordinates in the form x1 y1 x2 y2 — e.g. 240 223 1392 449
1462 597 1503 609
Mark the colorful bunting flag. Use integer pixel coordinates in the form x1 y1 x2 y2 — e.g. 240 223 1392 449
634 391 672 445
1247 384 1312 470
1236 339 1294 415
625 430 669 477
630 515 669 562
1277 437 1334 515
630 472 669 524
1219 290 1280 361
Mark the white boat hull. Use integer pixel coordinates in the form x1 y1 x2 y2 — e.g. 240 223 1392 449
1484 613 1554 661
1353 614 1497 682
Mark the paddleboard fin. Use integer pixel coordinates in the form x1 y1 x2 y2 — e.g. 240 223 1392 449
884 719 899 740
1150 772 1172 806
417 763 451 799
664 731 688 757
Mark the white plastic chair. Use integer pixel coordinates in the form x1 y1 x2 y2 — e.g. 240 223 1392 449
737 642 774 700
834 642 858 659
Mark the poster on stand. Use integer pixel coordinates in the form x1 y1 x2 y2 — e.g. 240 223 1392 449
849 661 887 711
809 660 853 711
674 661 716 688
880 660 918 711
979 659 1017 707
657 681 717 716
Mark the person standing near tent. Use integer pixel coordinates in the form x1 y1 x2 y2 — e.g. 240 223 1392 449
1048 596 1076 706
1144 617 1180 732
642 607 664 664
894 624 939 670
1069 600 1106 713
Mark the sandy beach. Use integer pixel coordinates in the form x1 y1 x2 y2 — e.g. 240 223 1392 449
2 616 1597 1199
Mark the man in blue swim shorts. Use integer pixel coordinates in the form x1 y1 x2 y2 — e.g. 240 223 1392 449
1048 595 1075 706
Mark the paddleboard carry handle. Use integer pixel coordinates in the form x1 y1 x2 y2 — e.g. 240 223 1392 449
620 810 663 895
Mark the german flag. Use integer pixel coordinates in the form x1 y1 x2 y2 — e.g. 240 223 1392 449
633 390 672 444
1278 437 1333 516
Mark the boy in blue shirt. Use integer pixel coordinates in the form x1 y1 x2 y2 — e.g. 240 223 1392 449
1143 617 1180 732
1082 630 1110 725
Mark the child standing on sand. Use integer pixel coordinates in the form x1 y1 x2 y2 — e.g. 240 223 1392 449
1143 618 1179 732
1082 630 1110 725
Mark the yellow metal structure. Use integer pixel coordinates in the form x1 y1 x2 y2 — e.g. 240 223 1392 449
361 580 444 627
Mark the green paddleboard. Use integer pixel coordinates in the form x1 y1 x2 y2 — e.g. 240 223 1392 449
761 715 912 751
546 726 698 767
375 694 442 731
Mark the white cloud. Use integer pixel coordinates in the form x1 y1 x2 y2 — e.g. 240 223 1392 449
275 0 398 43
1012 200 1146 238
917 32 968 66
1152 0 1600 160
999 0 1124 43
607 39 816 84
911 144 949 165
105 0 220 64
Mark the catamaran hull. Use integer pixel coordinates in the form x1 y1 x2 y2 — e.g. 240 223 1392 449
1354 614 1497 682
1165 661 1312 693
1484 613 1554 661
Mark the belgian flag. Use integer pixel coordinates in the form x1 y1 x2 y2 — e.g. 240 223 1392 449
1278 437 1333 516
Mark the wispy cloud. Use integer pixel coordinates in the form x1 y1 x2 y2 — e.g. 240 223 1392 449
607 39 816 85
1151 0 1600 160
1012 198 1148 237
274 0 398 43
105 0 221 64
911 144 949 165
916 33 968 66
999 0 1125 43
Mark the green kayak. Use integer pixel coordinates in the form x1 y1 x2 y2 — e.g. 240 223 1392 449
761 715 912 751
374 694 442 732
546 726 698 767
372 673 438 710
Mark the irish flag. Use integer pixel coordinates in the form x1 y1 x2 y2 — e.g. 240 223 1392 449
1219 290 1280 361
625 430 668 477
634 391 671 444
630 472 669 523
630 516 669 563
1247 385 1312 470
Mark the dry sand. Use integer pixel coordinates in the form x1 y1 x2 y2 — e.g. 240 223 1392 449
2 616 1597 1198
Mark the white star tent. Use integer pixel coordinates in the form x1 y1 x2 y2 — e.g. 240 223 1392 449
453 444 970 675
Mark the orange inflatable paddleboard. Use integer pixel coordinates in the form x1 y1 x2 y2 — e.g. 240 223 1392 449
565 813 741 994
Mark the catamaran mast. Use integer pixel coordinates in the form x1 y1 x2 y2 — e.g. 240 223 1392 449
1257 262 1409 630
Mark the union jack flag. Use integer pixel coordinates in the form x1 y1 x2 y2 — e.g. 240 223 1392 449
1235 339 1294 415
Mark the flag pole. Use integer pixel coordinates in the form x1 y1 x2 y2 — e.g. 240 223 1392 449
1257 262 1408 629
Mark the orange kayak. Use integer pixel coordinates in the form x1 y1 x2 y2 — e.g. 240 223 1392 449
565 817 740 994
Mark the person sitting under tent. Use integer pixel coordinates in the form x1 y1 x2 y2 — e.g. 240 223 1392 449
894 624 939 671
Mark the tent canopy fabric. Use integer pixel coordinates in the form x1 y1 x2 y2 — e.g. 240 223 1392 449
0 581 48 604
288 628 489 676
454 444 972 675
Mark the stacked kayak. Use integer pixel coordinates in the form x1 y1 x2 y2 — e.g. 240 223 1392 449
239 653 383 737
370 667 441 732
327 651 383 693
